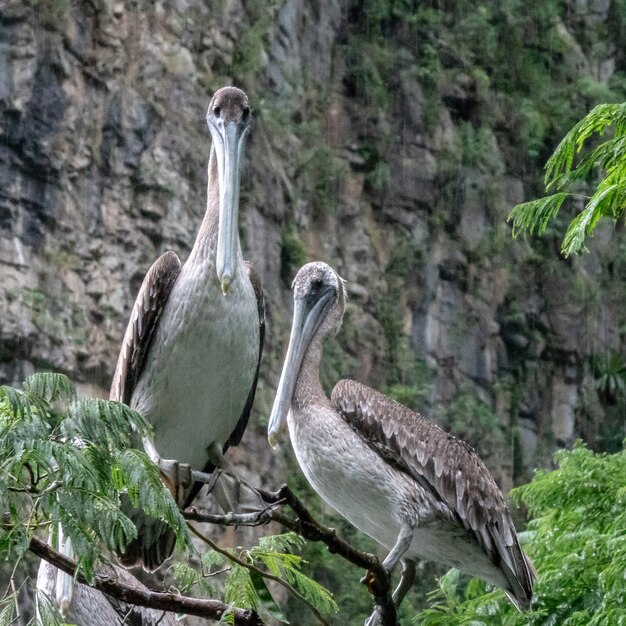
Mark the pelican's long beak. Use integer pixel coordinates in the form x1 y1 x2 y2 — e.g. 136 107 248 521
268 285 336 448
206 115 250 294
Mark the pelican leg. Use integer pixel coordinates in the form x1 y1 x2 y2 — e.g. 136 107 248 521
364 607 383 626
363 525 414 626
203 444 270 514
382 524 414 572
392 559 416 606
142 436 192 506
206 442 240 513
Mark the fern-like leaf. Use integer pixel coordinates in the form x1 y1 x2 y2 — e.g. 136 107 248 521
114 449 191 553
62 399 151 450
36 590 64 626
0 603 15 626
255 550 338 616
510 102 626 256
218 607 236 625
225 565 260 611
257 532 305 554
545 102 626 186
23 372 76 403
202 549 226 569
509 193 569 237
561 183 625 255
170 561 216 597
250 533 338 616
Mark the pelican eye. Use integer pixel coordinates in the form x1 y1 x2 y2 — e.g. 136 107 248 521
213 105 221 117
310 278 325 294
242 105 250 120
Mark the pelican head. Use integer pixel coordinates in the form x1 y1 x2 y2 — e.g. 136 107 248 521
268 262 347 447
206 86 251 294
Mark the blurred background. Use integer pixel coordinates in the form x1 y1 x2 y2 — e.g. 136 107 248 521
0 0 624 622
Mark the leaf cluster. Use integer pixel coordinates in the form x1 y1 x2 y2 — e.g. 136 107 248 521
223 532 338 623
509 103 626 256
414 441 626 625
205 532 339 623
0 373 191 582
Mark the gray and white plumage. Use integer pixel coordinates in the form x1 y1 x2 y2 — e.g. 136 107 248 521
37 559 177 626
111 86 265 570
268 262 535 618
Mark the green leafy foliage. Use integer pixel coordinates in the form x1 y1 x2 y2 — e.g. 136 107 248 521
0 603 15 626
252 534 338 616
297 145 348 220
415 441 626 625
225 565 259 612
510 103 626 256
280 225 308 286
590 351 626 405
34 590 64 626
440 390 506 461
223 532 338 621
0 373 191 582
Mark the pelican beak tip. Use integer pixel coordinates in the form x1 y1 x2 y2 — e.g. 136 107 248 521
220 276 232 295
267 432 278 449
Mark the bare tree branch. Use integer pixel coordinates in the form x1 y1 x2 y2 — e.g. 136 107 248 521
183 506 275 526
28 537 264 626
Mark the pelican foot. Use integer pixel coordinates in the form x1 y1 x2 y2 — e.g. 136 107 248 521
159 459 192 507
361 570 378 595
361 566 392 598
363 606 383 626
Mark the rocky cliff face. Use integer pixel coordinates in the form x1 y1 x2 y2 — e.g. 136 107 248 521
0 0 625 618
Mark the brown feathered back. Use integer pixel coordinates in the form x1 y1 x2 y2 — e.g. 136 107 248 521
332 379 536 610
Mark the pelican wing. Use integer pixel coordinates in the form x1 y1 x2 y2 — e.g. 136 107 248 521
225 261 266 449
331 379 535 610
110 251 182 404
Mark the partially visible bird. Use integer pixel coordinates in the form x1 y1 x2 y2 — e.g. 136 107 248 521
111 86 265 570
37 553 178 626
268 262 535 624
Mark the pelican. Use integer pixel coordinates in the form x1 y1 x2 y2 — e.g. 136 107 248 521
37 558 178 626
268 262 535 624
110 86 265 570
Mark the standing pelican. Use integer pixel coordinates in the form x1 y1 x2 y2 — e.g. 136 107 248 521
111 86 265 570
268 262 535 624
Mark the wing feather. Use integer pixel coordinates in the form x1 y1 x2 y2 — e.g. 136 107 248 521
110 252 181 570
224 261 265 450
110 251 181 404
331 379 535 610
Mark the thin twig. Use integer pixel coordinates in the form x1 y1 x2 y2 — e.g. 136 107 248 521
188 523 331 626
9 577 20 624
183 507 274 526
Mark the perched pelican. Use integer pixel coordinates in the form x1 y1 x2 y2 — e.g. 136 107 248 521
37 558 178 626
111 86 265 570
268 262 535 623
